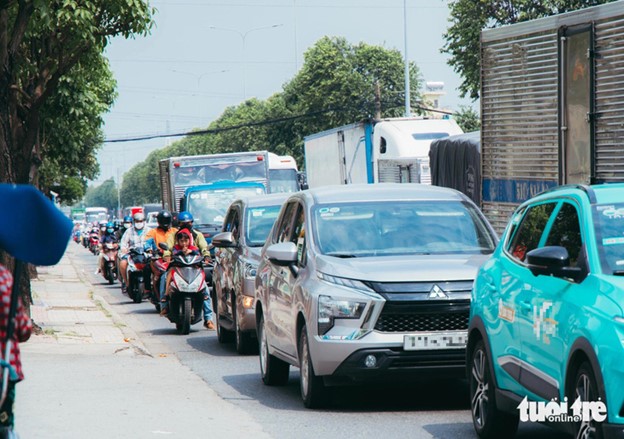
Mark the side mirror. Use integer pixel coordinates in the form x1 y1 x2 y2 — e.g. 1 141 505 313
266 242 298 266
212 231 237 248
158 242 169 251
526 246 584 282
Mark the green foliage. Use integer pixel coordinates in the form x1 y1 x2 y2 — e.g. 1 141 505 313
121 36 422 204
0 0 155 185
84 178 119 210
38 53 118 203
454 106 481 133
442 0 616 100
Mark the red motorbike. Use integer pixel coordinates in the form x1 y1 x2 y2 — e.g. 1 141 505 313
88 229 100 255
100 242 119 284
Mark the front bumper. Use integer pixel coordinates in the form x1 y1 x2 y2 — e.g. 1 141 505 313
324 347 466 385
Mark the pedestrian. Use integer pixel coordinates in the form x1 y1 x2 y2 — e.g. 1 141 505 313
0 183 73 437
0 265 32 436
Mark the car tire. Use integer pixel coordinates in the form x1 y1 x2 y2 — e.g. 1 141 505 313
215 287 233 343
568 361 604 439
258 314 289 385
469 339 518 439
298 324 329 409
234 301 255 355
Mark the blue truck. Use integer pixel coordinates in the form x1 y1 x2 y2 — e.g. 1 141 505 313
159 151 299 243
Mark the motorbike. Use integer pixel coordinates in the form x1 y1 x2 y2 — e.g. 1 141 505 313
150 255 169 312
101 242 119 284
88 230 100 255
126 246 152 304
160 244 206 335
73 229 81 244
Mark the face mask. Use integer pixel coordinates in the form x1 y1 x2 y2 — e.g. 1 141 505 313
181 222 193 230
135 222 145 230
123 223 131 229
107 228 114 234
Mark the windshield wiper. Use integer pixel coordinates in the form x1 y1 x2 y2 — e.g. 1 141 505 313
613 270 624 276
325 252 358 258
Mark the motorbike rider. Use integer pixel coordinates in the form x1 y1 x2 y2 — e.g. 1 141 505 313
118 212 152 294
97 222 119 275
163 211 215 330
145 210 177 302
160 228 201 316
115 215 132 241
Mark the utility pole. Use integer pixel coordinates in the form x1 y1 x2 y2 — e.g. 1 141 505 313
403 0 411 117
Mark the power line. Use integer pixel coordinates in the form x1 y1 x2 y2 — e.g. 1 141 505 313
104 104 454 143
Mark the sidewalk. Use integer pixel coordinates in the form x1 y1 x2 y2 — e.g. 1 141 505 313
17 244 272 439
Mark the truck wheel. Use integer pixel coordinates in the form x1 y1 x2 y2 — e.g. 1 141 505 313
298 324 328 409
258 314 289 385
469 339 518 438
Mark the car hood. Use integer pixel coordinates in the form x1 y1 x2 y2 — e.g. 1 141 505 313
315 253 490 282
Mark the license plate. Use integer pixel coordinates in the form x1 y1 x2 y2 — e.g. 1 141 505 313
403 332 467 350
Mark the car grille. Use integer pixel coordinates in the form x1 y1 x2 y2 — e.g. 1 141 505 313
367 280 472 333
375 311 469 332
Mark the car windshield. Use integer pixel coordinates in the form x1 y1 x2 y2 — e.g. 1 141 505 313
313 200 496 257
268 169 299 193
593 203 624 274
187 186 265 227
245 205 282 247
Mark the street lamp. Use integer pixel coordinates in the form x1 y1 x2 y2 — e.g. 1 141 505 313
209 24 284 100
170 69 229 89
403 0 411 117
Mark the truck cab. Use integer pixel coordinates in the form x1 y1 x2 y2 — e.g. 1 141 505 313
373 118 463 184
180 181 267 244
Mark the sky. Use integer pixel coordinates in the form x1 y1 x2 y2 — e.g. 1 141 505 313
97 0 473 185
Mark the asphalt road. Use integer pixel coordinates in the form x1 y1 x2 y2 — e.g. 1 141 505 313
76 245 569 439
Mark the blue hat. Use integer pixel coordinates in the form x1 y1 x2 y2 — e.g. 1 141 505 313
0 184 73 265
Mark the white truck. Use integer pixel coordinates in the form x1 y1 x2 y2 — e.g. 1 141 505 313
480 1 624 232
303 118 463 188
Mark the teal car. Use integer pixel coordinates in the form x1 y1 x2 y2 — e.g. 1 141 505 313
468 184 624 439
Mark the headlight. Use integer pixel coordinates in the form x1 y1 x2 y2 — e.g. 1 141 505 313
242 295 254 309
318 295 366 335
317 272 375 295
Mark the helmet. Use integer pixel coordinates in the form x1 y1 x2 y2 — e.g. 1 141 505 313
123 215 132 223
106 222 114 234
156 210 172 229
133 212 145 223
178 211 193 223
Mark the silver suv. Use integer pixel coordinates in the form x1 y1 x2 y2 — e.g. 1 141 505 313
255 184 498 408
212 193 290 353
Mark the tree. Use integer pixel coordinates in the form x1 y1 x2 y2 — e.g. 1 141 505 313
120 36 424 204
0 1 153 316
0 1 153 186
37 53 118 204
454 106 481 133
442 0 616 100
84 178 118 210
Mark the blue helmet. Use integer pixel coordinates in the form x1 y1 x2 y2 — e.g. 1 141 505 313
123 215 132 223
178 211 193 223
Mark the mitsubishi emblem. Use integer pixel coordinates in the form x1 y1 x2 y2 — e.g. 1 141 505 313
428 284 449 299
